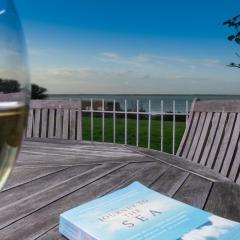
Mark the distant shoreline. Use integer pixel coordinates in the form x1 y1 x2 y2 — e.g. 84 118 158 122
47 94 240 112
49 93 240 96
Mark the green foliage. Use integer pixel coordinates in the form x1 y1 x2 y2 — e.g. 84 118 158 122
223 14 240 68
31 83 48 99
0 79 20 93
0 79 48 100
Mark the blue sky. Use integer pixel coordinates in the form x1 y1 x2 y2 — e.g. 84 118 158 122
14 0 240 94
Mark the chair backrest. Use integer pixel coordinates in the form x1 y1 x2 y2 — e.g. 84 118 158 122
26 100 82 141
177 99 240 184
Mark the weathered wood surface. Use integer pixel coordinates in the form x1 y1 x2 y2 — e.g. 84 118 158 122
177 99 240 183
27 100 82 140
0 140 240 240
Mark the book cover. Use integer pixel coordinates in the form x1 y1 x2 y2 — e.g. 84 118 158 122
59 182 240 240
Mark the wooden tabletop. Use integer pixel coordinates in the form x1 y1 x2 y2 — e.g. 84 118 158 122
0 140 240 240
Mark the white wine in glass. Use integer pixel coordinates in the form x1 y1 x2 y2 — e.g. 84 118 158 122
0 0 30 189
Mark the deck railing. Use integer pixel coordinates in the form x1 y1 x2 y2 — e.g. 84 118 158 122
27 99 191 154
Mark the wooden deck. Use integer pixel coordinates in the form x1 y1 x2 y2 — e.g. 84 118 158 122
0 140 240 239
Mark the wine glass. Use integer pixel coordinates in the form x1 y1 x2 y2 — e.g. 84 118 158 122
0 0 30 189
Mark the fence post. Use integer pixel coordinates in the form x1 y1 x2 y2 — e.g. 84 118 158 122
136 99 139 147
186 100 189 125
102 99 105 142
76 100 82 141
113 99 116 144
91 99 93 143
160 100 164 152
124 99 127 145
172 100 176 155
148 100 151 149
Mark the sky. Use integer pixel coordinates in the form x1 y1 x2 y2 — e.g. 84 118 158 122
14 0 240 94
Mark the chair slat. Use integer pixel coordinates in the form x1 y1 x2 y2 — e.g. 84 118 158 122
33 109 41 138
206 112 228 169
55 109 62 139
177 100 196 157
69 110 76 140
187 112 206 161
213 113 236 173
193 113 212 163
177 99 240 184
236 174 240 185
229 140 240 182
199 113 220 166
77 109 82 141
62 109 69 139
181 112 200 158
220 113 240 177
48 109 55 138
40 109 48 138
26 109 33 138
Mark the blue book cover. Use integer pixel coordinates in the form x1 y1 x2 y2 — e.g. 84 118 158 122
59 182 240 240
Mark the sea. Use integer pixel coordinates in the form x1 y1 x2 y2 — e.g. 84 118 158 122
48 94 240 113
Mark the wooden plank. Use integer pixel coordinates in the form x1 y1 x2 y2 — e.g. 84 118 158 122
192 112 212 163
77 107 82 141
48 109 55 138
220 113 240 177
30 100 82 109
194 100 240 113
35 226 63 240
0 163 124 231
206 112 228 169
21 146 141 157
26 109 33 138
37 162 170 240
176 100 196 156
213 113 236 173
0 165 95 209
16 155 151 168
181 112 200 158
204 182 240 222
176 112 193 156
200 113 220 166
0 162 162 239
229 139 240 182
62 109 69 139
40 109 48 138
187 112 206 161
22 143 137 154
33 109 41 138
69 109 76 140
55 109 62 139
2 166 66 191
174 174 212 209
126 146 229 182
151 167 189 197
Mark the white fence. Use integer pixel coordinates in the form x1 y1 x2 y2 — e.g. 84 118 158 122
81 99 190 154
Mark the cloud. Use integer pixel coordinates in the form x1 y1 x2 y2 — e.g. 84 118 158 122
98 52 222 70
47 68 97 80
181 215 238 240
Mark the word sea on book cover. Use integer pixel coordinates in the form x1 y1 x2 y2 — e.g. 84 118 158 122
60 182 240 240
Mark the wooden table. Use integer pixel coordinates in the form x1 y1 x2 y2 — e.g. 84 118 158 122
0 140 240 240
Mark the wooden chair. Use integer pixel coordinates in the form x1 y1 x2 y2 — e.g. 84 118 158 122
26 100 82 141
177 99 240 184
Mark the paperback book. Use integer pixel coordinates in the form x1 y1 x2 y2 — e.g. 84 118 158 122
59 182 240 240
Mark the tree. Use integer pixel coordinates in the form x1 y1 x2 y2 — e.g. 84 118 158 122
0 79 21 93
31 83 48 99
223 14 240 68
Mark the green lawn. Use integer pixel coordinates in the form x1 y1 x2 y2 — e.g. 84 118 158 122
82 115 186 154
